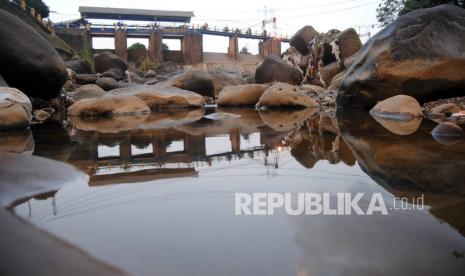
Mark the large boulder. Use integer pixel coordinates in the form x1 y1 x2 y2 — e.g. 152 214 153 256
167 70 215 98
337 5 465 109
69 84 106 102
0 10 67 99
290 25 318 55
68 95 150 116
257 82 320 108
217 84 269 106
65 59 94 74
332 28 362 63
93 51 127 74
107 84 205 109
0 87 32 130
209 68 246 95
255 55 303 85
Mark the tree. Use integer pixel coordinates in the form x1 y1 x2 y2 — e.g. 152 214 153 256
240 46 250 54
128 42 147 51
376 0 405 27
376 0 465 27
26 0 49 18
162 43 169 51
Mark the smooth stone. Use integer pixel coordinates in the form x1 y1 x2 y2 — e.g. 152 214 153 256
68 95 150 116
257 82 320 108
217 84 269 106
370 95 422 120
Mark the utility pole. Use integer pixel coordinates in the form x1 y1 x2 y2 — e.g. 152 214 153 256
258 6 277 37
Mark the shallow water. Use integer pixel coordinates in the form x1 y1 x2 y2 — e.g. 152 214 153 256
9 108 465 276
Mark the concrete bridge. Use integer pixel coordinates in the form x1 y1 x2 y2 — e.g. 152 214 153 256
54 6 289 65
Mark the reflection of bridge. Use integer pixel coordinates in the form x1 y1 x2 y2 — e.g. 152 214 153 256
69 123 288 186
54 6 286 64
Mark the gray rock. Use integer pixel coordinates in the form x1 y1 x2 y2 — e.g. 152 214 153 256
65 59 94 74
70 84 106 101
68 94 150 116
255 55 303 85
167 70 215 98
101 68 124 81
75 73 98 85
290 25 318 55
94 51 127 74
0 10 67 99
338 5 465 108
95 77 131 91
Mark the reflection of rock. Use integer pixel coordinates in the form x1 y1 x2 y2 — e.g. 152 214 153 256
31 122 73 162
257 82 320 108
259 108 318 132
108 84 205 109
70 114 149 133
338 109 465 195
0 130 34 154
372 116 422 136
287 113 355 168
431 122 463 145
0 152 87 207
68 95 150 116
140 109 204 129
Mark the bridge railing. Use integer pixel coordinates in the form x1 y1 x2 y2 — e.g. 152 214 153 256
54 21 291 40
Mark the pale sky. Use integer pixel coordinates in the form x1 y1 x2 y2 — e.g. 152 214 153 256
44 0 382 54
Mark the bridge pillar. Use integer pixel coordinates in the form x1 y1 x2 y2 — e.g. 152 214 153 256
230 129 241 153
149 30 163 63
261 38 281 57
227 34 239 60
181 33 203 65
119 138 132 163
114 30 128 61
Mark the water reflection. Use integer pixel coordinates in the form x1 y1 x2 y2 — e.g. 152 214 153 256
8 108 465 276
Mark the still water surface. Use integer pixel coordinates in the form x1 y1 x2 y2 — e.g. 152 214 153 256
10 108 465 276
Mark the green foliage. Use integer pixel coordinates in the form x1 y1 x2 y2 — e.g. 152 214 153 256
80 47 94 71
240 46 250 54
162 43 169 51
139 56 156 71
128 42 147 51
26 0 49 18
376 0 404 27
377 0 465 27
401 0 464 15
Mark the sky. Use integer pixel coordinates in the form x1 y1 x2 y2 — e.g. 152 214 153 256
43 0 383 54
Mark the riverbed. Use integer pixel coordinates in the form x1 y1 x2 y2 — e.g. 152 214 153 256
7 108 465 276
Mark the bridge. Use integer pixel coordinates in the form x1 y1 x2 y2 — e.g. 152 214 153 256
53 6 289 65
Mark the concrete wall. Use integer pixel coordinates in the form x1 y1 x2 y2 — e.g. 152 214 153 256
181 33 203 65
164 50 184 63
55 28 92 53
128 49 148 65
